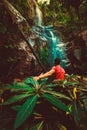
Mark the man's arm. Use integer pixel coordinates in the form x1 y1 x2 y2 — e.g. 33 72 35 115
34 69 55 80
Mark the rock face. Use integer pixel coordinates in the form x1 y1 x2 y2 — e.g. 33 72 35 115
0 33 37 83
0 29 46 83
66 30 87 75
0 1 44 83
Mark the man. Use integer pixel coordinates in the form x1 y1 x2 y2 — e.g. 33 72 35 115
34 58 65 81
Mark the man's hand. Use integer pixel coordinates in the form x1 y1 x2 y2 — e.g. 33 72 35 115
33 76 39 80
14 78 22 82
33 73 43 80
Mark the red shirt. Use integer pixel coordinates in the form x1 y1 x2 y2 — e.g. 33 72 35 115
52 65 65 80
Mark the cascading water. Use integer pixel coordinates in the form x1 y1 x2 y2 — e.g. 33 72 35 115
43 26 59 66
43 26 69 67
29 1 69 68
34 4 43 26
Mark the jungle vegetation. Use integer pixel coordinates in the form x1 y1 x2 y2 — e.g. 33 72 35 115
0 0 87 130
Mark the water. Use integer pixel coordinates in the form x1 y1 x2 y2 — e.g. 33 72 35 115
43 26 59 66
34 1 43 26
43 26 69 67
30 1 69 68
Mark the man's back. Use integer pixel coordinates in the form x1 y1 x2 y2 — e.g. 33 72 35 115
52 65 65 80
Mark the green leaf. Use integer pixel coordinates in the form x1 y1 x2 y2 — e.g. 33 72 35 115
23 77 39 88
14 94 38 129
40 82 57 89
37 121 44 130
8 84 29 90
2 93 31 105
32 121 44 130
42 93 70 112
11 105 22 111
46 83 58 88
67 90 74 99
42 90 71 101
71 100 83 124
8 84 34 92
80 88 87 92
83 98 87 110
33 112 42 117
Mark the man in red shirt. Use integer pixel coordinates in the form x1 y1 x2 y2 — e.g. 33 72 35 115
34 58 65 81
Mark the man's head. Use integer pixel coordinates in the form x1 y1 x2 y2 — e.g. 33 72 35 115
54 58 60 65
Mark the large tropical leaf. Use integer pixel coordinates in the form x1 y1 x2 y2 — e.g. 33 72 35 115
11 87 34 93
8 83 33 92
40 82 58 90
42 90 71 101
14 94 38 129
2 93 31 105
42 93 70 112
23 77 39 88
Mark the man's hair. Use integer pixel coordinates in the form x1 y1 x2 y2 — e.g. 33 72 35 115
54 58 60 65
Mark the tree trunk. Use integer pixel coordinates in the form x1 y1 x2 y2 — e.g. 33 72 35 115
1 0 46 72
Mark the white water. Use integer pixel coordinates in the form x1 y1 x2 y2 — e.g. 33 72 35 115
34 3 43 26
30 1 70 68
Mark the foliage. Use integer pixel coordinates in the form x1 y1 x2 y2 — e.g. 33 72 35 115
0 77 71 129
1 0 87 40
0 75 87 130
58 74 87 127
0 1 87 129
6 0 87 33
8 0 28 18
38 0 87 40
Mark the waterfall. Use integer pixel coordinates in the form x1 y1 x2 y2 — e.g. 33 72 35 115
43 26 69 67
34 1 43 26
30 1 69 68
43 26 59 66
